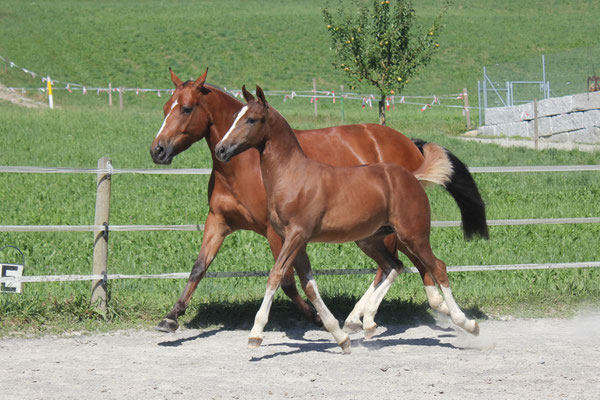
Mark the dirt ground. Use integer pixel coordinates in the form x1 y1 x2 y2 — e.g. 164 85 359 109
0 83 46 108
1 312 599 400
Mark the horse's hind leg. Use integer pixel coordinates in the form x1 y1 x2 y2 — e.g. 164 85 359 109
156 211 230 333
402 234 479 335
345 237 406 339
344 234 401 333
343 268 383 333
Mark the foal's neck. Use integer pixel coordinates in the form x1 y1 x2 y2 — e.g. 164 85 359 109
261 109 308 172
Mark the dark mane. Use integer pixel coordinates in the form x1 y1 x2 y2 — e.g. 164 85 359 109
181 80 238 101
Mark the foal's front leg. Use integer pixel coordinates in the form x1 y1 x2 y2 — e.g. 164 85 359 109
248 230 307 348
266 224 321 326
293 249 351 354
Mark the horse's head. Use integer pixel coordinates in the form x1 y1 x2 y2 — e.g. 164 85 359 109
150 68 212 165
215 85 269 163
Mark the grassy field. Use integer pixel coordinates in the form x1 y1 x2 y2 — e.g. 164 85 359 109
1 0 599 336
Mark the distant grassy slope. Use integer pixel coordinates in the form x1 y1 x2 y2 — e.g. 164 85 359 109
0 0 598 98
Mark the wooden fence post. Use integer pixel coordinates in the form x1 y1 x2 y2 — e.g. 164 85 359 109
463 88 471 130
534 99 539 150
313 78 318 117
119 87 124 111
91 157 112 313
108 83 112 106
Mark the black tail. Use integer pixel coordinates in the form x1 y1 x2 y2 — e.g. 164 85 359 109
412 139 489 240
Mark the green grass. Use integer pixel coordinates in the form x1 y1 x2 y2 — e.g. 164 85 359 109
1 0 599 336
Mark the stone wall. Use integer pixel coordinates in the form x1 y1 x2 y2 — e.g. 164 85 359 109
478 91 600 143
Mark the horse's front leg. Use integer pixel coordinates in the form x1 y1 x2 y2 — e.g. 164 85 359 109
248 230 307 348
156 211 231 332
266 224 321 326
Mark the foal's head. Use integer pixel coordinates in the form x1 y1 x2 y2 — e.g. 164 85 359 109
215 85 270 163
150 68 212 165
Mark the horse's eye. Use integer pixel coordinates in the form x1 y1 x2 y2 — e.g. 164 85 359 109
181 106 193 115
247 117 257 125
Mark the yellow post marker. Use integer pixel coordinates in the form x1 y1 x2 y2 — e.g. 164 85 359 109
47 76 54 109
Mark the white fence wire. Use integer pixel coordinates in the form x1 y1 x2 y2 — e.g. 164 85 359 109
1 162 599 285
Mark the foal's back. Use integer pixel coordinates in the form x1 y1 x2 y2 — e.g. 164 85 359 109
288 158 431 244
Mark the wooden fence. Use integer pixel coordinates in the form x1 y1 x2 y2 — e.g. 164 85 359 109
1 159 600 312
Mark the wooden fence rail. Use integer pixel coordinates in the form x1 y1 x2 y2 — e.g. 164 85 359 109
1 158 599 311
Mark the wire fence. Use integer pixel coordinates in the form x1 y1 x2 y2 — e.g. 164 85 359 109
1 161 599 291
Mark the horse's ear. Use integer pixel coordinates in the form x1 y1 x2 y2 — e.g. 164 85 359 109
169 67 183 88
192 68 208 91
256 85 268 108
242 85 255 103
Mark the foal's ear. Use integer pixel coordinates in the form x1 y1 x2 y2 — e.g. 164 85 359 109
192 68 208 91
242 85 255 103
169 67 183 88
255 85 268 108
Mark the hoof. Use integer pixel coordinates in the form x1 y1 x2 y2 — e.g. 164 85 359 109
155 318 179 333
339 337 352 354
247 337 263 348
364 324 377 340
343 320 363 334
466 320 480 336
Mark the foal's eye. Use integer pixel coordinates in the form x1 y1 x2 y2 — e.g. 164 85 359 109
247 117 257 125
181 106 193 115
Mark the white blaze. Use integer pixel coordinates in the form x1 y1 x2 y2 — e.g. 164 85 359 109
221 105 248 143
155 99 179 139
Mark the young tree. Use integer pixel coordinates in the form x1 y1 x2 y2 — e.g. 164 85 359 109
323 0 449 125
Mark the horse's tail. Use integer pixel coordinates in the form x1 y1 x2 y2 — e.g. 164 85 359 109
411 139 489 240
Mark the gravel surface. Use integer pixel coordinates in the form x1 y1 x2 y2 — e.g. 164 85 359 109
1 312 599 399
459 136 600 152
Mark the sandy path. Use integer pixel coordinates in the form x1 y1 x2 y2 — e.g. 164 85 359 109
1 313 599 400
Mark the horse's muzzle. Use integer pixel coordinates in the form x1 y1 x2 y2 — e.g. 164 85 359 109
150 144 174 165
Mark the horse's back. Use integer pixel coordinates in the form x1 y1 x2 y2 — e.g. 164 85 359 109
296 124 424 171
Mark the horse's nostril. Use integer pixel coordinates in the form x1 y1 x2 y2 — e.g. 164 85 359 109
155 145 165 155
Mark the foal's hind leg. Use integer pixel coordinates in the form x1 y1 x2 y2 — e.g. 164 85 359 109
402 235 479 335
396 241 450 316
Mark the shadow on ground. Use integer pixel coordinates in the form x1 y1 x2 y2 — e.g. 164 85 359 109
182 294 487 335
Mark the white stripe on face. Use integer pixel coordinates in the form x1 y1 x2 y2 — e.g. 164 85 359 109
155 99 179 139
221 105 248 142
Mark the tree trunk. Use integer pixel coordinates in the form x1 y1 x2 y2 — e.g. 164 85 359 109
378 95 386 125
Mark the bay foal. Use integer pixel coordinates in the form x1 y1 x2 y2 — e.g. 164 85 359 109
215 86 479 353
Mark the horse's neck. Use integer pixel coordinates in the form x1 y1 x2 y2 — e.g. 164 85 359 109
260 111 308 182
204 88 244 152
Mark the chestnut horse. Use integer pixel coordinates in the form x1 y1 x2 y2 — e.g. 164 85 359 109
150 68 487 334
215 86 479 353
